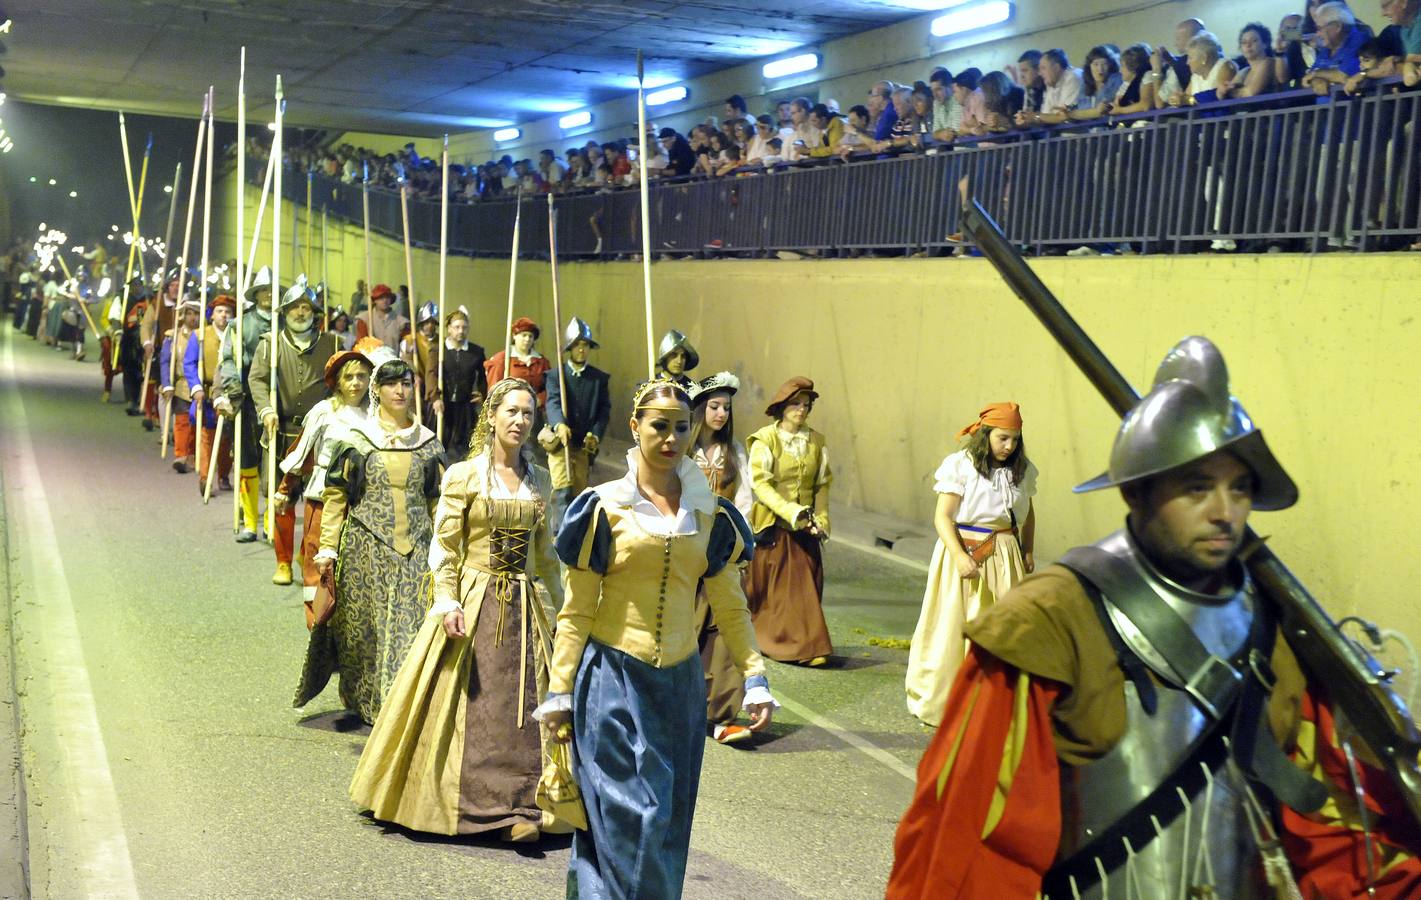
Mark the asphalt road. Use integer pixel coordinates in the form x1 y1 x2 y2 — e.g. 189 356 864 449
0 325 933 900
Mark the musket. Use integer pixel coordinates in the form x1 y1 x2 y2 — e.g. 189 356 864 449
436 134 449 442
961 199 1421 827
635 49 655 381
502 186 523 380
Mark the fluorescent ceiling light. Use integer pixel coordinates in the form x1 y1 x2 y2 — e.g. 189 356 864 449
559 110 592 130
931 0 1012 37
528 99 581 113
492 127 521 142
465 117 514 128
646 85 688 107
762 53 819 79
896 0 968 7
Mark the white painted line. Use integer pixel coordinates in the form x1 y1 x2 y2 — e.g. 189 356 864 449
772 691 918 782
1 335 139 898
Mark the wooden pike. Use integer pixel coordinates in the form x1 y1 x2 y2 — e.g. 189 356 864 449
362 161 373 327
267 75 284 535
398 180 422 421
636 50 655 380
437 134 449 442
195 86 215 482
547 193 573 476
502 187 523 380
233 46 247 527
160 99 208 459
113 115 152 370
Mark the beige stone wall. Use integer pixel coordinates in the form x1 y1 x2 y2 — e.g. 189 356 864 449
218 176 1421 647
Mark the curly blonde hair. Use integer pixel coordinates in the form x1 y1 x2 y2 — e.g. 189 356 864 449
468 377 546 518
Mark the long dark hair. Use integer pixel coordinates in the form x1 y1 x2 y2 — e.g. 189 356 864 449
964 426 1029 484
692 389 739 490
1082 45 1121 97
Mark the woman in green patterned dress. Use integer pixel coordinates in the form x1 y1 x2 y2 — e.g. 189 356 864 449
295 347 446 724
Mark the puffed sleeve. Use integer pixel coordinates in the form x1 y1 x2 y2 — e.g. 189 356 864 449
702 499 767 681
427 462 470 617
547 489 613 695
932 451 970 495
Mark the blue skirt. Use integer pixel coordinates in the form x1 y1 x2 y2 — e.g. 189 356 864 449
569 641 706 900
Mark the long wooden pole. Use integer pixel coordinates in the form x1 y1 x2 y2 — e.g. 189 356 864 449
234 46 247 529
113 114 146 370
305 170 313 273
636 50 655 380
321 206 329 331
267 76 284 536
547 193 573 476
161 98 208 459
398 181 422 421
195 87 215 481
437 134 449 442
243 153 276 286
362 161 373 328
502 188 523 380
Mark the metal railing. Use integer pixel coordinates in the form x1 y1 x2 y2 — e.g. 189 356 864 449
259 80 1419 259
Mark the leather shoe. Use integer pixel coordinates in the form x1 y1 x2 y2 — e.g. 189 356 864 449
172 460 190 474
235 529 258 544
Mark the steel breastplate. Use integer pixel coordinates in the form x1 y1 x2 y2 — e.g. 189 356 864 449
1053 529 1269 900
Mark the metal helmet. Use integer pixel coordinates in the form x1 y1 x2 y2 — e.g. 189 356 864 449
656 329 699 373
563 316 599 351
417 301 439 325
279 275 321 313
1073 336 1298 511
245 265 274 304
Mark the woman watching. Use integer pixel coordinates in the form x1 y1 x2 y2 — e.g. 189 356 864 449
744 376 834 666
296 347 447 724
1224 22 1281 98
350 378 565 842
906 403 1036 727
538 380 776 896
1068 45 1125 120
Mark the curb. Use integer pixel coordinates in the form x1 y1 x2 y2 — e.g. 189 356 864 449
0 427 32 899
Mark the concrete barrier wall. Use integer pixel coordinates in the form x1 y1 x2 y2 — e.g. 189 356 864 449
218 176 1421 644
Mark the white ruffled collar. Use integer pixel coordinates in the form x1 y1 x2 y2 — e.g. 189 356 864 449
594 447 715 516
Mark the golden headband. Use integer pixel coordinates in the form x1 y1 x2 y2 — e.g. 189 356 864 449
633 377 690 411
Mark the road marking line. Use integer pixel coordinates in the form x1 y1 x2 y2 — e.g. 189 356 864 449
772 691 918 782
1 335 139 898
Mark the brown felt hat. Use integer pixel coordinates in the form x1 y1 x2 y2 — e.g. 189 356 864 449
323 336 382 391
764 376 819 416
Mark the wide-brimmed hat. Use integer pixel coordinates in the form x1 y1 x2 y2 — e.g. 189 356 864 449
689 371 739 405
323 336 382 390
764 375 818 416
1073 336 1297 510
511 316 540 339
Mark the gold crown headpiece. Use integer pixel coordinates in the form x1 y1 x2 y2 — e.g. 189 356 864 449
633 377 691 411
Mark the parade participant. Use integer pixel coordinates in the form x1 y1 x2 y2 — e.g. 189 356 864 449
540 317 610 530
538 379 777 897
157 295 202 474
905 402 1037 727
41 271 64 348
275 336 378 628
326 306 354 351
140 267 184 431
183 294 237 495
215 265 274 543
888 337 1421 899
484 316 550 408
744 376 834 666
428 307 486 459
401 301 439 421
248 278 342 586
655 329 699 389
99 288 120 403
117 278 152 419
295 347 445 724
354 283 409 348
688 371 755 744
351 378 564 842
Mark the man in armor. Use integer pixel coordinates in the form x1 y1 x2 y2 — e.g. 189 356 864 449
540 316 611 531
215 265 275 543
248 277 340 586
655 328 699 389
888 337 1421 899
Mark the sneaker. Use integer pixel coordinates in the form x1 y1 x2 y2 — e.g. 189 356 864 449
712 723 753 745
1209 239 1237 252
1066 246 1101 257
273 563 293 585
235 529 258 544
592 238 603 255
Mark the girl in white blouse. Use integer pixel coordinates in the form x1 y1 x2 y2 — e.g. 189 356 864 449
906 403 1037 727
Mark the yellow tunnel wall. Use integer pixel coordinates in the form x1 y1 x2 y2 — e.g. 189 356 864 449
217 176 1421 647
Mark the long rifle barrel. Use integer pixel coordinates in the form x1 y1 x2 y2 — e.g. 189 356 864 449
961 199 1421 827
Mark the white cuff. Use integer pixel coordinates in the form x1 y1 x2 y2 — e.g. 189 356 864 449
427 597 460 617
532 693 572 722
314 548 337 562
743 686 780 710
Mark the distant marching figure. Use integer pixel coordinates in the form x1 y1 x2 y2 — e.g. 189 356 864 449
743 376 834 667
905 403 1036 727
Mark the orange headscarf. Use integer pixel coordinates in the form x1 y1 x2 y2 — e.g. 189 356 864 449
956 402 1023 439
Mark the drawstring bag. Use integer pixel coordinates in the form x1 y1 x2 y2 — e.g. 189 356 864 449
536 742 588 831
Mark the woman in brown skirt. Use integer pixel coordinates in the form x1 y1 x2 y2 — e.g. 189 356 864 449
349 378 567 842
743 376 834 666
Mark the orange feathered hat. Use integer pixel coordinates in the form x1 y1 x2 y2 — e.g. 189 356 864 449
956 402 1023 439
